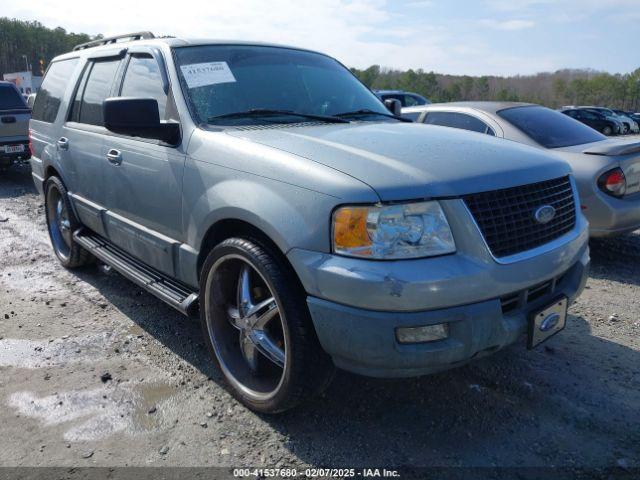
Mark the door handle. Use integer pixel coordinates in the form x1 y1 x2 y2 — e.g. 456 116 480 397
106 149 122 166
57 137 69 150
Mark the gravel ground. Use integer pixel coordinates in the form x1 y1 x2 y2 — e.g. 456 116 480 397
0 162 639 472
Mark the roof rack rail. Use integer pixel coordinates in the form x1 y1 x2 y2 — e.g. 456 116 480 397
73 32 155 51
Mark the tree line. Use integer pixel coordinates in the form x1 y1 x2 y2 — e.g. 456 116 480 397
352 65 640 111
0 18 93 77
1 17 638 111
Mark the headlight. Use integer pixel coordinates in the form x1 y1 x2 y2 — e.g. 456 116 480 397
332 201 456 259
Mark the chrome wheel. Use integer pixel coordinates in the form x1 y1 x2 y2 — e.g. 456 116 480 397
205 254 287 401
46 185 72 261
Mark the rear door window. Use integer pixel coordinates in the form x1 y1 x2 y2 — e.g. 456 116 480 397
77 59 121 126
424 111 493 135
31 58 78 122
120 54 167 119
68 63 91 123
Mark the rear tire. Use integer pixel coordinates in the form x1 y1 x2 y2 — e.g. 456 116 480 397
44 176 92 269
199 237 334 413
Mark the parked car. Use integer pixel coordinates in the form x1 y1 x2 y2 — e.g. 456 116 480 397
559 107 621 136
30 33 589 413
403 102 640 237
374 89 430 107
0 81 31 170
611 109 640 134
626 111 640 125
580 106 631 134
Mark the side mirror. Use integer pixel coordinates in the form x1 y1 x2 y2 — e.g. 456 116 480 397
103 97 180 145
383 98 402 117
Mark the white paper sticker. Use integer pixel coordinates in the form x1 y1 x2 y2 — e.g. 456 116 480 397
180 61 237 88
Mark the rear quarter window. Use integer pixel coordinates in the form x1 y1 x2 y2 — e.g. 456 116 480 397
31 58 79 123
498 106 606 148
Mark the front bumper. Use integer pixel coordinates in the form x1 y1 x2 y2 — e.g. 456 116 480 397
306 249 589 377
288 198 590 377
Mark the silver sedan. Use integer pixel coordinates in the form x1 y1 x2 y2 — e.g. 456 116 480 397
403 102 640 237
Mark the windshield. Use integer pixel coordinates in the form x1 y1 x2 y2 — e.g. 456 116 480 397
0 84 28 110
173 45 389 125
498 105 606 148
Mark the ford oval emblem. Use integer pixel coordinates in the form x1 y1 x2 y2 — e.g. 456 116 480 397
540 312 561 332
534 205 556 224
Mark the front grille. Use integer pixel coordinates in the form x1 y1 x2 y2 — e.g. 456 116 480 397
463 176 576 258
500 272 567 315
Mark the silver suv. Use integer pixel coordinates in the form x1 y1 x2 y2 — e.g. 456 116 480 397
30 33 589 413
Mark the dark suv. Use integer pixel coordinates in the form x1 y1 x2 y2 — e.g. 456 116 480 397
561 107 620 136
374 90 430 107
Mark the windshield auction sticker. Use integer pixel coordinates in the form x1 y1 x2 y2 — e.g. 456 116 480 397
180 61 237 88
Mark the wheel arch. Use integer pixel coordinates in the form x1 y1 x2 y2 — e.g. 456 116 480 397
44 165 61 180
196 218 304 294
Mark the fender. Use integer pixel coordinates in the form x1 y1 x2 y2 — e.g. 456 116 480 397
185 175 336 255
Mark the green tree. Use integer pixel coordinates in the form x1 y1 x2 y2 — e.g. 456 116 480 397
461 76 474 100
358 65 380 87
0 18 94 78
475 76 490 100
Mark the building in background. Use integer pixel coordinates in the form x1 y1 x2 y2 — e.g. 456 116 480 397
2 71 42 95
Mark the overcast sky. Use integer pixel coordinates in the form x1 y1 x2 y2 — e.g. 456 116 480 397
4 0 639 76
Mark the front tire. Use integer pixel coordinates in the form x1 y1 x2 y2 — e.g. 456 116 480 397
602 125 613 136
44 176 92 268
199 237 334 413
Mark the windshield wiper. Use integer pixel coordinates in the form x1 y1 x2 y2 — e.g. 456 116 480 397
207 109 348 124
335 109 411 122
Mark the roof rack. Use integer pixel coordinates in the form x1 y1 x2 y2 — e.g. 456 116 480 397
73 32 155 51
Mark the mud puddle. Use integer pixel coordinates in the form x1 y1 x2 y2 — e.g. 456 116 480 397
8 381 181 442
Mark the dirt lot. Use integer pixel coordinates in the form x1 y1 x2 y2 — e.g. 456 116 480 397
0 162 639 473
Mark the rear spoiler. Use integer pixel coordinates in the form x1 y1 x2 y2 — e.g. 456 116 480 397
583 141 640 156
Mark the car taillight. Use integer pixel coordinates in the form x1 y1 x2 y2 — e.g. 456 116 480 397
28 128 34 155
598 168 626 198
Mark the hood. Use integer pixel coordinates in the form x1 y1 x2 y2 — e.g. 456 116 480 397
225 122 571 201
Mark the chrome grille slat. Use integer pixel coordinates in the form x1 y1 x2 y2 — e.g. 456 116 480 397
463 176 577 258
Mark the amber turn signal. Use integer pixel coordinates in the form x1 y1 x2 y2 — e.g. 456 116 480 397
333 207 371 250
